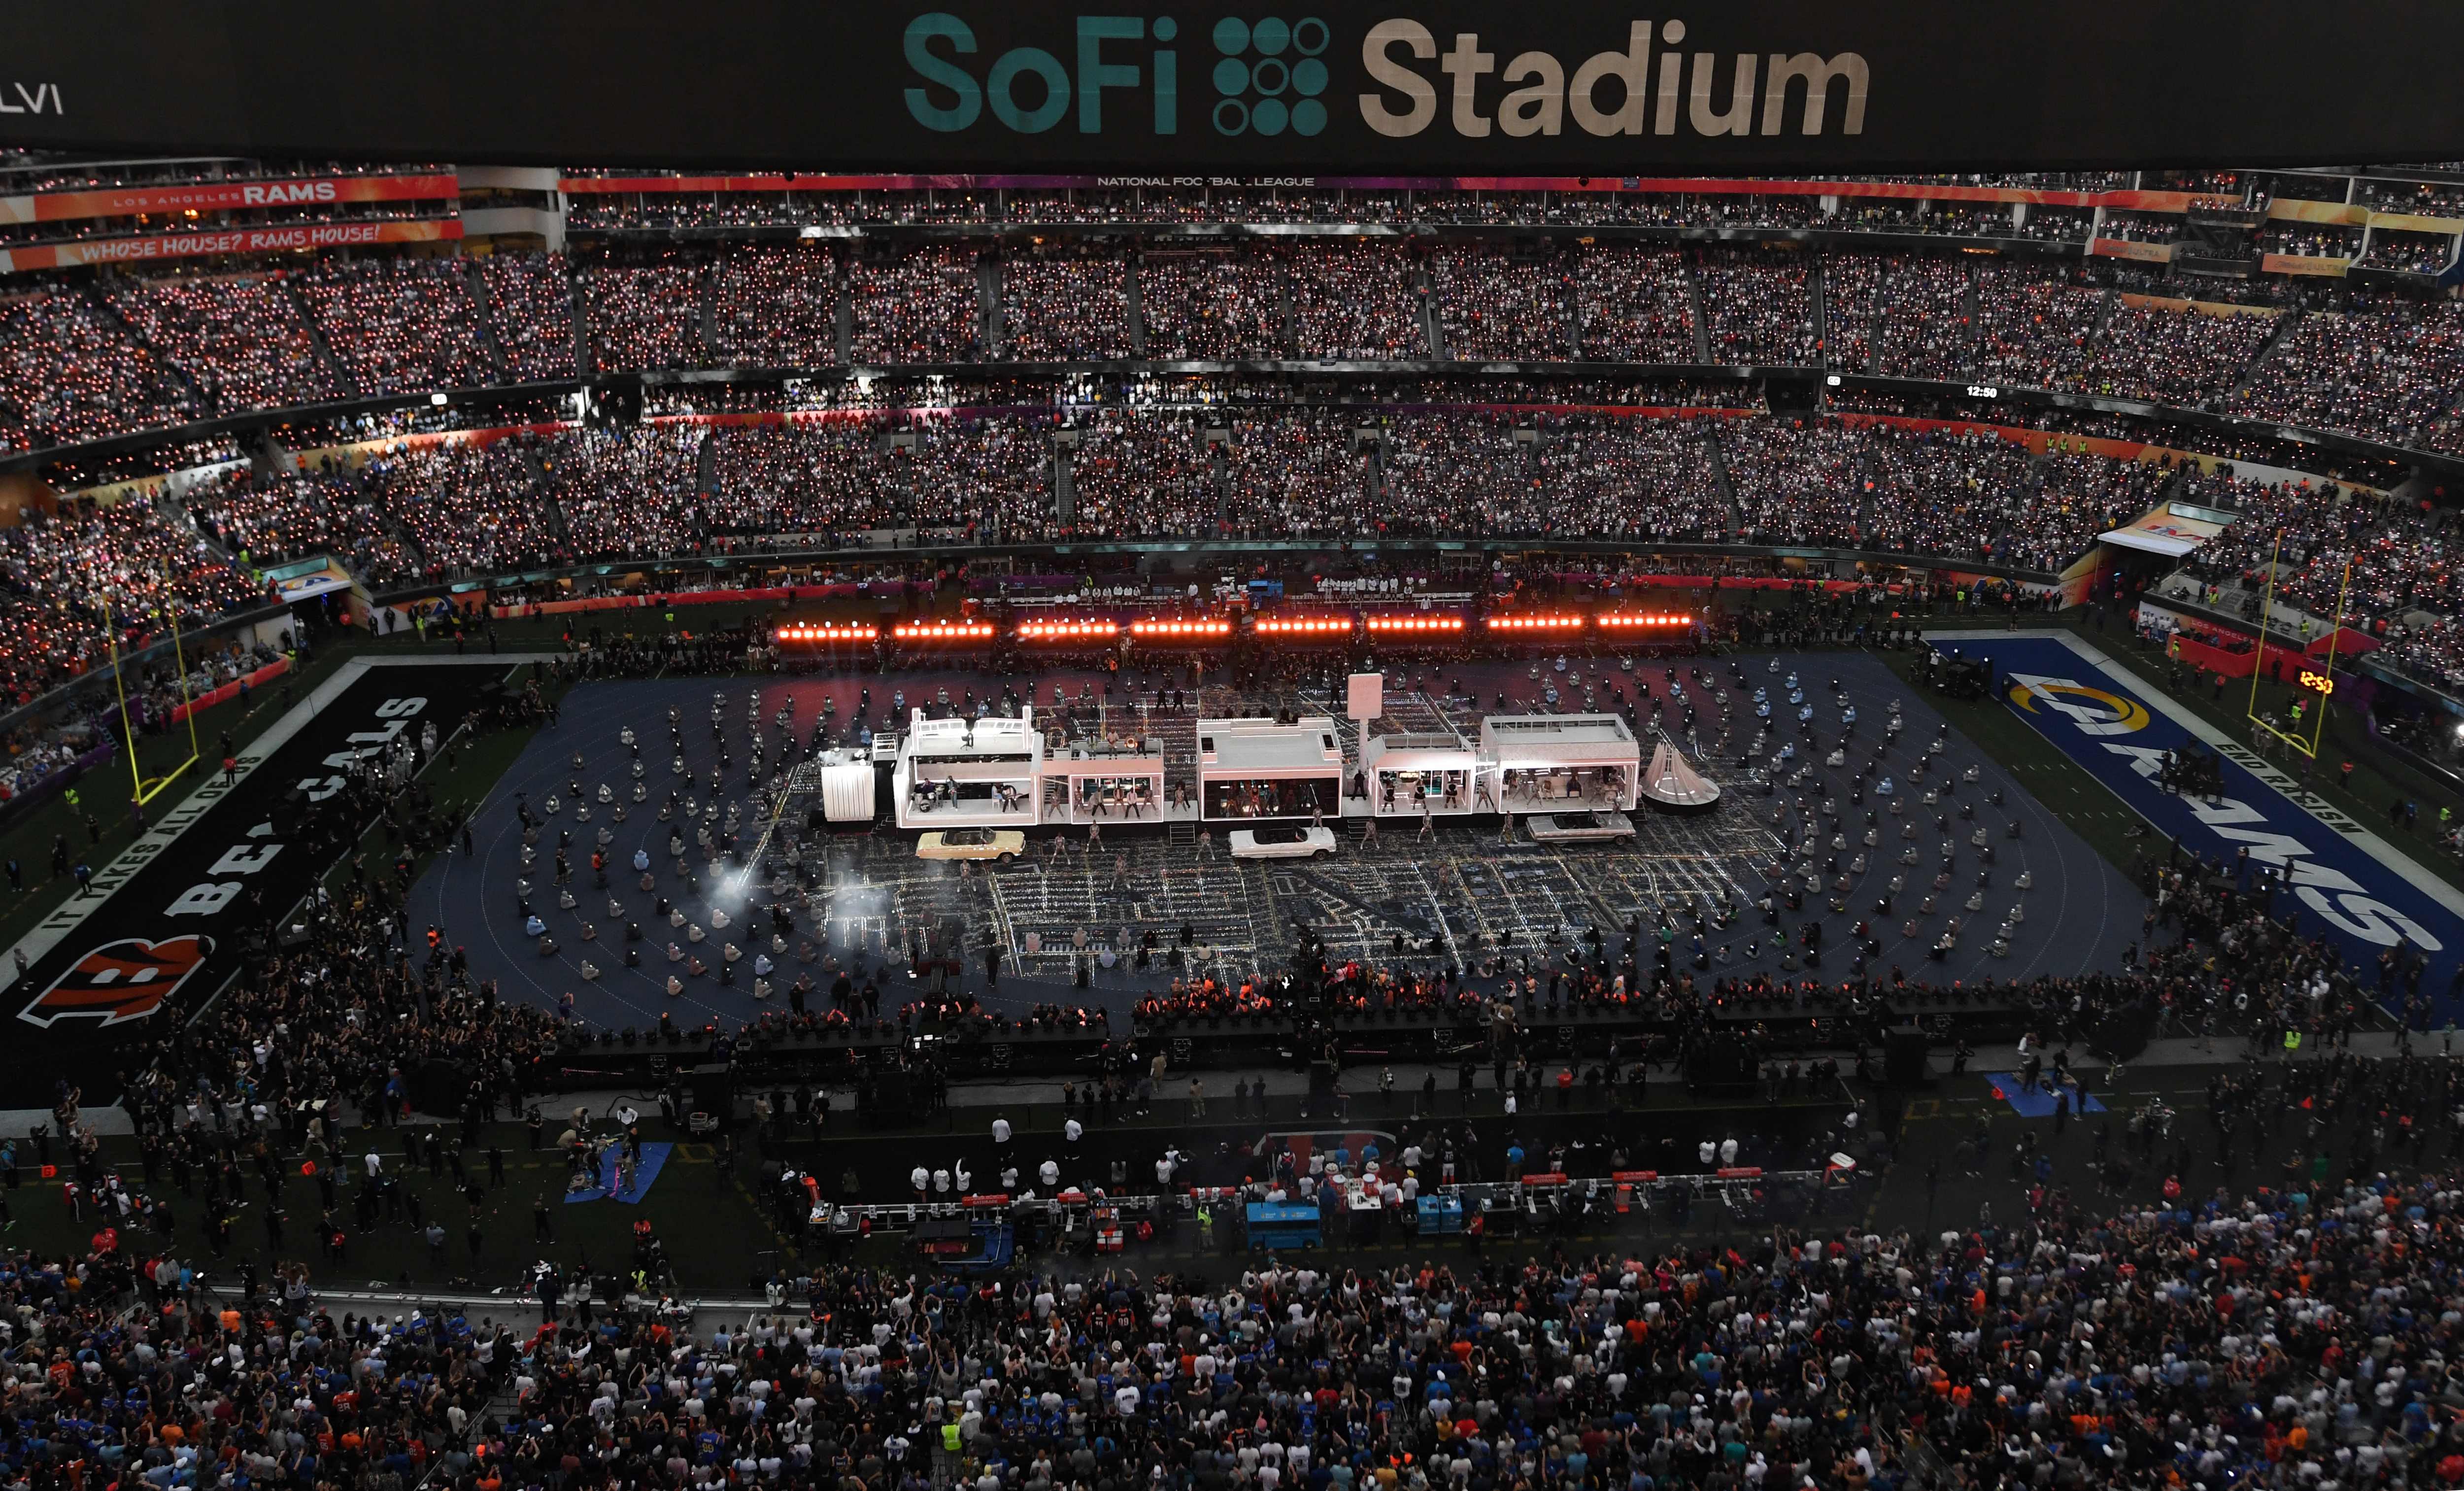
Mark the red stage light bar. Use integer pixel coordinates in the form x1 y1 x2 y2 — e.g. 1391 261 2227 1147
890 620 995 642
1364 614 1464 633
1128 618 1231 640
772 622 880 644
1595 613 1698 629
1015 618 1121 642
1485 614 1586 631
1254 616 1354 638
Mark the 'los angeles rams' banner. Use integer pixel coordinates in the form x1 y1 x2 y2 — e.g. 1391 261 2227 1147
1936 632 2464 1010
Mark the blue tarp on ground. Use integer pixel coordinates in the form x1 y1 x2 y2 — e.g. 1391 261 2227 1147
1982 1071 2106 1117
565 1141 673 1204
1944 634 2464 1010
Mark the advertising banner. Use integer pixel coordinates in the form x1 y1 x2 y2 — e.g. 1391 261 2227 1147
1937 631 2464 1007
0 172 460 225
0 217 462 273
2368 210 2464 236
2265 198 2367 226
2258 252 2350 277
2090 237 2174 263
7 1 2464 172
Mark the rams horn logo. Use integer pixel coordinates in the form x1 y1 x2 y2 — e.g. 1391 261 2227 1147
16 936 213 1029
2007 677 2151 737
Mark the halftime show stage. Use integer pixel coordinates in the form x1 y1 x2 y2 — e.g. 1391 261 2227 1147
414 651 2142 1038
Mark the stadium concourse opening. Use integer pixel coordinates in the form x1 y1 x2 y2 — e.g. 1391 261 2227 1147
8 19 2464 1487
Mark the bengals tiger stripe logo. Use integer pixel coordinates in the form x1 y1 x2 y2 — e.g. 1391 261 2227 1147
16 936 214 1029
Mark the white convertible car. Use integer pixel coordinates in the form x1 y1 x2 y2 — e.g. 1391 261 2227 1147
1524 811 1636 844
1229 825 1338 859
915 827 1025 862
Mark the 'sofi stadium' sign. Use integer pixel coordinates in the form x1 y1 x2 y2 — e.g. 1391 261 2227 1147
7 1 2464 171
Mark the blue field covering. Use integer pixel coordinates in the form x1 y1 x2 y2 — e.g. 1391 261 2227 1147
1943 633 2464 1012
1982 1071 2106 1117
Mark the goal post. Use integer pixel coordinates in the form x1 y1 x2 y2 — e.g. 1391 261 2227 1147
2241 529 2350 761
105 563 204 809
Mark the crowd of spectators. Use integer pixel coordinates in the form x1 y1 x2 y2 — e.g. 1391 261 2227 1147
2066 301 2277 407
2093 212 2181 244
1860 424 2036 563
1972 264 2106 391
1430 247 1572 361
1135 252 1287 360
711 243 841 369
1695 249 1820 366
2255 226 2358 261
1538 414 1732 541
1816 254 1885 373
1068 409 1216 536
1574 247 1697 363
848 247 984 364
1220 413 1366 539
1375 413 1539 536
477 252 580 382
542 423 707 559
580 250 714 374
1721 418 1869 546
2358 230 2460 275
0 493 266 699
2012 447 2173 572
104 271 344 413
294 256 496 396
709 422 901 536
902 417 1056 539
2360 178 2464 215
2177 468 2458 642
362 436 561 576
0 287 202 450
2233 298 2464 446
707 416 1058 542
1283 244 1424 361
183 463 418 580
1002 252 1134 362
11 237 2464 466
1868 255 1975 380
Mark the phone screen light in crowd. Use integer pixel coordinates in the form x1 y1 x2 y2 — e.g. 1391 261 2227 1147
1364 615 1463 632
429 392 450 407
773 623 879 643
1016 619 1120 642
1129 618 1231 639
1486 615 1584 631
891 621 995 642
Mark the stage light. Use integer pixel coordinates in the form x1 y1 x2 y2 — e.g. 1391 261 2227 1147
891 620 994 642
1366 614 1463 633
1255 615 1352 636
1016 618 1120 642
1129 618 1230 640
773 623 878 644
1485 614 1584 631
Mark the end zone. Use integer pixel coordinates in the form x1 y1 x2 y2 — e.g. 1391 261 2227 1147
1929 628 2464 1008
